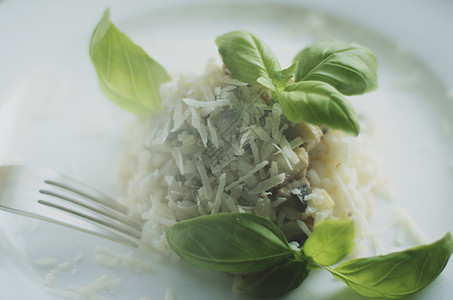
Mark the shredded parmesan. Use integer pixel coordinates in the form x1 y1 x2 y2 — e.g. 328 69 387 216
120 61 387 256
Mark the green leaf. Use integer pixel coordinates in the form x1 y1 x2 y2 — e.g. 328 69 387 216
294 41 377 95
276 81 360 135
272 62 297 91
90 9 171 115
239 258 310 298
327 233 453 299
257 76 276 90
303 219 355 266
166 213 294 273
215 31 281 85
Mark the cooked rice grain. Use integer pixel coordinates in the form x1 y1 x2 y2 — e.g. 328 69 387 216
121 61 385 254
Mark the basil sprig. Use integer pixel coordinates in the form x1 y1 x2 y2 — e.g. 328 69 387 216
277 81 360 135
89 13 375 133
167 214 452 298
166 213 294 273
303 218 355 266
215 31 378 135
293 41 378 95
90 9 171 115
327 233 453 298
216 31 281 86
239 258 310 298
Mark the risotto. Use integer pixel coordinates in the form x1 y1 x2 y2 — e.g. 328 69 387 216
119 60 384 255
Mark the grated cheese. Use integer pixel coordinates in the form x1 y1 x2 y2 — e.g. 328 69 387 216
120 61 388 256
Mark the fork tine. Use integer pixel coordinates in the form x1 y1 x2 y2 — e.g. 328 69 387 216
0 165 142 248
38 189 142 238
1 198 141 248
45 176 129 215
37 199 141 239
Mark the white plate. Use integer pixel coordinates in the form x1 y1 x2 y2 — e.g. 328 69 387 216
1 0 452 299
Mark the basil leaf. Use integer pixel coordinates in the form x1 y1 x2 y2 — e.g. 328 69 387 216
90 9 171 115
166 213 294 273
276 81 360 135
272 62 297 91
327 233 453 299
257 76 276 90
294 41 377 95
215 31 281 85
239 258 310 298
303 219 355 266
257 60 296 92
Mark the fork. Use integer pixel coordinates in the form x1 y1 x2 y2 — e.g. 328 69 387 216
0 165 142 248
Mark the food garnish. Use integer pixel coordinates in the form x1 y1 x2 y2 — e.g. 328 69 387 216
89 9 452 299
90 9 171 115
166 214 453 298
90 10 378 135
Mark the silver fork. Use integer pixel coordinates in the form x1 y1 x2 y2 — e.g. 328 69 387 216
0 165 142 248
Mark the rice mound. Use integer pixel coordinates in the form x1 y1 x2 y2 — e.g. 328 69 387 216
119 60 384 255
